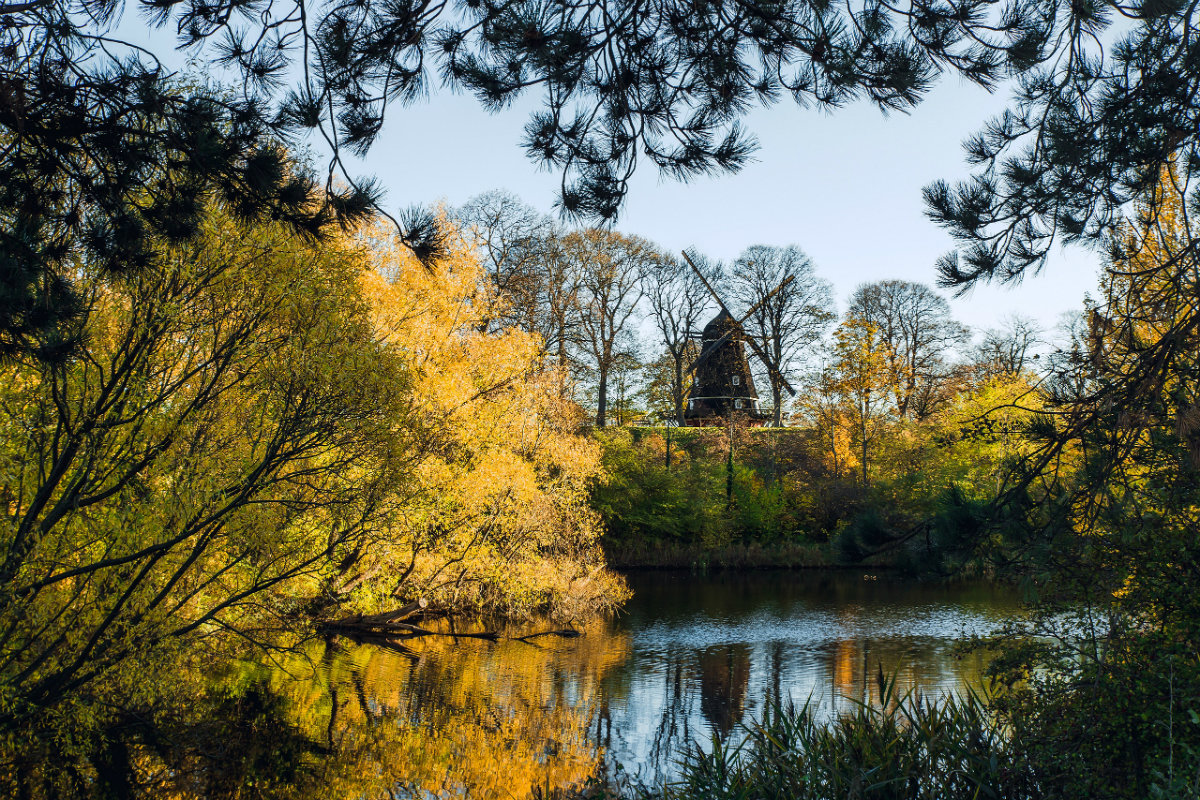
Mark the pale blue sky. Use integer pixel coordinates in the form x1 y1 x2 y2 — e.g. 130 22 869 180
354 77 1099 336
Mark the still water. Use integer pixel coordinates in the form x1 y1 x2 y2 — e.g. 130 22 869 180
262 571 1020 797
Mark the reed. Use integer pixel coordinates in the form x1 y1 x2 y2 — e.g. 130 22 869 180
657 670 1034 800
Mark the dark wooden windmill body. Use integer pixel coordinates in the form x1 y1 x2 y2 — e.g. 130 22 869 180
679 252 797 427
684 311 769 425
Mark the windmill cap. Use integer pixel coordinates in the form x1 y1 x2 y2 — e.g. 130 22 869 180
701 310 741 340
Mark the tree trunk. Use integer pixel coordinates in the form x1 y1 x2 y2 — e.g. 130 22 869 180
330 598 429 629
772 381 784 427
674 358 686 426
596 367 608 426
861 410 869 487
557 337 569 396
829 420 840 478
726 438 735 508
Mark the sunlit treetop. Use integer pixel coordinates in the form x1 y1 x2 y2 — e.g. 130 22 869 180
3 0 1197 360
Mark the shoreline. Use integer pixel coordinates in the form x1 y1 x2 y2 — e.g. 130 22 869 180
604 541 895 571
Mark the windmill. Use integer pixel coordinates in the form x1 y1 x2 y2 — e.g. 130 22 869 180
680 251 797 427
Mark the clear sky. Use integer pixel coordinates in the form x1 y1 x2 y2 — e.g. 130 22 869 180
351 75 1100 336
124 16 1103 337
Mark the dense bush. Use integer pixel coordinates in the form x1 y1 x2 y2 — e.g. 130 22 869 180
591 428 842 566
590 393 1034 570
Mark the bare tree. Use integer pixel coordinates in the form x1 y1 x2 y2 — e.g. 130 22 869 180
974 314 1043 379
455 193 586 393
566 230 658 426
456 191 557 333
534 233 588 394
645 253 715 425
847 280 970 420
730 245 835 427
609 348 646 426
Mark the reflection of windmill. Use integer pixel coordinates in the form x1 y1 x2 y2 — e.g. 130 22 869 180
680 252 797 427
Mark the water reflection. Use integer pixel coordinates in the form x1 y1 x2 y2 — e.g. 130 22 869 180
260 620 630 798
697 644 751 737
62 570 1015 799
591 571 1016 785
228 570 1016 796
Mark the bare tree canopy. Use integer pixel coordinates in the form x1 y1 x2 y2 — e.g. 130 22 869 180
454 192 590 394
645 253 717 425
563 230 660 426
974 314 1043 379
456 191 558 334
730 245 835 426
847 280 970 420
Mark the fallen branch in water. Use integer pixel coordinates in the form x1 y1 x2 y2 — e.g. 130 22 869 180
321 614 578 644
319 597 585 642
328 598 429 629
514 629 582 642
324 619 435 636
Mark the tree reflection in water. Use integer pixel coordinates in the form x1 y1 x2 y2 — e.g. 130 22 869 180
3 573 1016 798
697 645 752 737
263 619 633 799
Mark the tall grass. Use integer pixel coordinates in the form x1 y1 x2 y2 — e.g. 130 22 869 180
657 670 1034 800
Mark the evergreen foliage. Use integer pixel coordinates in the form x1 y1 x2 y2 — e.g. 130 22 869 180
10 0 1195 364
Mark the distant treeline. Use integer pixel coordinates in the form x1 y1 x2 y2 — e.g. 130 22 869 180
453 189 1047 436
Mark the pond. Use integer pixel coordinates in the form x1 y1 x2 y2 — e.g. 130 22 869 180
252 570 1021 797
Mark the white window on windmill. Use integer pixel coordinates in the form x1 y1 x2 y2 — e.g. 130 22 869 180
735 399 744 409
732 375 740 386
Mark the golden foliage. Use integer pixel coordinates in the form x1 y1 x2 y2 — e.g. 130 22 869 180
0 204 626 765
343 218 626 619
265 621 631 799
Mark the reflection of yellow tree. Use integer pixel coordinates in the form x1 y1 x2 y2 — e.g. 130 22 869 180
268 623 633 799
832 639 859 700
826 637 994 709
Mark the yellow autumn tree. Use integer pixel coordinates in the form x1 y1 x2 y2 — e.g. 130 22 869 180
915 374 1043 501
795 359 857 480
0 204 410 763
1090 164 1198 408
0 200 628 783
831 315 894 486
350 219 628 620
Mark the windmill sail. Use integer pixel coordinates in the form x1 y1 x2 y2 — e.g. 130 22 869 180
678 251 797 426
